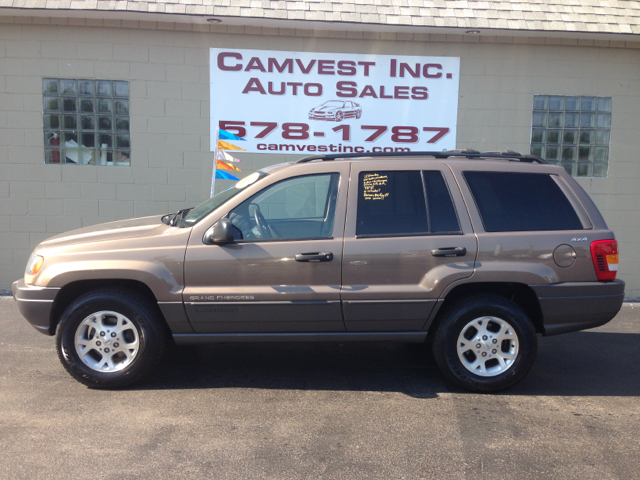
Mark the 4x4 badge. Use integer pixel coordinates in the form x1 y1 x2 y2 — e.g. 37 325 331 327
571 237 587 241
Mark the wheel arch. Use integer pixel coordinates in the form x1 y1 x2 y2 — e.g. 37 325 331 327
49 279 165 335
428 282 545 335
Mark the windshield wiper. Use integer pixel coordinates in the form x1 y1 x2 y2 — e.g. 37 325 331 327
162 208 192 227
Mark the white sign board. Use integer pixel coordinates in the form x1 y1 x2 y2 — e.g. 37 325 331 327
210 48 460 154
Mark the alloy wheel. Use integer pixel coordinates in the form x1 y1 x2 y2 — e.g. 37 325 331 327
456 316 519 377
74 310 140 372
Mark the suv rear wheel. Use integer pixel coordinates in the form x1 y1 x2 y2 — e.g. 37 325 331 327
56 288 168 388
431 295 537 393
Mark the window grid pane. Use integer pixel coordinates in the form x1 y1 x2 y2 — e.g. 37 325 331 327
531 94 611 177
42 78 131 166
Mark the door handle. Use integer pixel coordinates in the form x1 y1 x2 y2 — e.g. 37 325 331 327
431 247 467 257
295 252 333 262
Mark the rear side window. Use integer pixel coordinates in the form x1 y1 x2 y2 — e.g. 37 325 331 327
357 171 428 236
464 171 584 232
356 170 460 237
424 170 460 234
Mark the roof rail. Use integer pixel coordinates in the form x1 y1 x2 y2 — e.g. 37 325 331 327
296 150 548 164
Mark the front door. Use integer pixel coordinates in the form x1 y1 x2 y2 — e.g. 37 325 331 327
184 163 349 333
341 161 477 332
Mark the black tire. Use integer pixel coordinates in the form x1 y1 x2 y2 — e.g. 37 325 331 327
55 288 169 389
431 295 537 393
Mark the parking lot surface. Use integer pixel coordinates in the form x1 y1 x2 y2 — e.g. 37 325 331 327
1 297 639 480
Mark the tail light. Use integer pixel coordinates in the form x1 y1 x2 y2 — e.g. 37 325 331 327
590 239 618 281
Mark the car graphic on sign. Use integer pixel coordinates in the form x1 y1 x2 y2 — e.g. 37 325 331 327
309 100 363 121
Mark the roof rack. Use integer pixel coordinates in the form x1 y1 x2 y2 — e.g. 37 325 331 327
296 149 548 164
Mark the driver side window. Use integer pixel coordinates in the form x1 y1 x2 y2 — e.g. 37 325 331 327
229 173 340 241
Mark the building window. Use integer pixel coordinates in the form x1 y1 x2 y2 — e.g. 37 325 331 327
530 95 611 177
43 78 131 166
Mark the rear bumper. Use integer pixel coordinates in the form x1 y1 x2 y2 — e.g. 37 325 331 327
12 279 59 335
532 280 625 336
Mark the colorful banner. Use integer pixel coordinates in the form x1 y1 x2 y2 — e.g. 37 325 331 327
219 129 247 142
210 48 460 154
215 170 240 181
217 159 242 171
218 139 246 151
215 150 241 163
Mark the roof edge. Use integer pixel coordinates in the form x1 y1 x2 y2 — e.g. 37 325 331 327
1 7 640 45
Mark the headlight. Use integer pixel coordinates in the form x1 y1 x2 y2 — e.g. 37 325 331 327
24 253 44 285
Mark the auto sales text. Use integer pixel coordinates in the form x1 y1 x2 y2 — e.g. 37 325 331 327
216 52 456 100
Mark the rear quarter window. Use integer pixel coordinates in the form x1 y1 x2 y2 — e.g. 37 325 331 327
463 171 584 232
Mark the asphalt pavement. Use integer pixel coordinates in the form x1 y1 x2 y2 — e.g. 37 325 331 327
1 297 639 479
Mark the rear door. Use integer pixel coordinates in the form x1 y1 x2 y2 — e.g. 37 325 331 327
341 160 477 332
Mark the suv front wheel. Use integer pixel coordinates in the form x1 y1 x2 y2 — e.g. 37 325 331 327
56 288 168 388
431 295 537 393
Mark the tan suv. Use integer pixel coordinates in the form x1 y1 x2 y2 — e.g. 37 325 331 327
13 150 625 392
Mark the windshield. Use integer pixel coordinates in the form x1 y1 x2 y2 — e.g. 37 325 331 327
321 101 344 107
182 171 267 226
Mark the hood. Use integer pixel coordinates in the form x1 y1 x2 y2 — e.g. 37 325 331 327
314 107 338 112
38 215 176 250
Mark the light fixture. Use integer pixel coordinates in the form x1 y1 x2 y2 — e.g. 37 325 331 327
465 30 481 34
207 18 222 23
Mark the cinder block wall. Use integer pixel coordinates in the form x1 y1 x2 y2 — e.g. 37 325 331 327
1 18 639 296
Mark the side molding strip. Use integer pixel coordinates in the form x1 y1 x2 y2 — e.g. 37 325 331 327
343 299 436 304
173 331 428 345
186 300 341 305
14 298 54 303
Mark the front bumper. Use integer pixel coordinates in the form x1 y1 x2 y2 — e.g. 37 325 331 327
12 279 60 335
309 112 337 120
532 279 625 336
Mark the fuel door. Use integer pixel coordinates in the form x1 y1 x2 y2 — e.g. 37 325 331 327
553 244 577 268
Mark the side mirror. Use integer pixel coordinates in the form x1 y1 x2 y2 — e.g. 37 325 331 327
204 218 235 245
